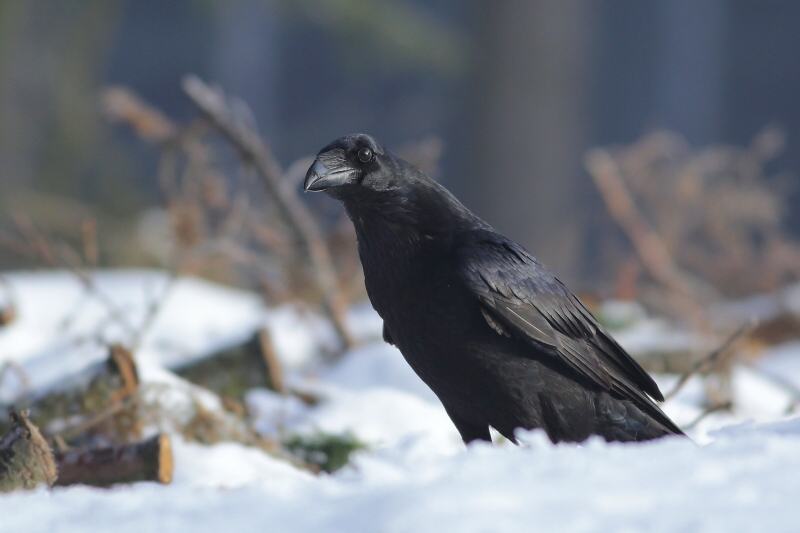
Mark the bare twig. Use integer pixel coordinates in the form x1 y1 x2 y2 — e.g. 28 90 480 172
249 220 292 257
664 318 759 401
55 394 137 441
101 86 179 145
54 242 137 335
52 434 69 453
0 361 30 391
10 210 56 264
182 75 354 348
681 401 733 431
130 274 177 352
2 213 137 335
175 237 273 271
585 149 718 309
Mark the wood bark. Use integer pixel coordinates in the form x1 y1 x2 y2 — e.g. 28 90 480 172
174 328 284 400
0 412 57 492
54 433 172 487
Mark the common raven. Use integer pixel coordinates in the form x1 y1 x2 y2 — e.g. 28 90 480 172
304 133 683 444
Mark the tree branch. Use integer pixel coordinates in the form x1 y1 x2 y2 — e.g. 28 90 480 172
664 318 758 401
585 149 718 309
182 75 355 348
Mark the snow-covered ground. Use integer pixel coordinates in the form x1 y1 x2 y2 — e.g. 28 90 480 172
1 270 799 532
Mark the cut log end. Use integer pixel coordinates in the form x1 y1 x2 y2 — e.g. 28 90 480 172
156 433 173 484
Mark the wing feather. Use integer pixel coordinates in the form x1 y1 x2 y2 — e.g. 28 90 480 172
458 235 664 402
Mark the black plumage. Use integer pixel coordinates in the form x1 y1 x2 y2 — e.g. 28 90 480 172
304 134 683 444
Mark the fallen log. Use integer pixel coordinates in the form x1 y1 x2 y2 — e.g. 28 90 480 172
54 433 172 487
174 328 284 400
0 412 57 492
0 343 141 446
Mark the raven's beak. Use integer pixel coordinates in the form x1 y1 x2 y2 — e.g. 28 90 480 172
303 160 354 192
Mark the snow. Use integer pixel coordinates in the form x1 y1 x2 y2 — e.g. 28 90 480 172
598 299 712 361
322 341 441 404
2 270 800 532
758 340 800 389
0 269 340 400
4 426 800 533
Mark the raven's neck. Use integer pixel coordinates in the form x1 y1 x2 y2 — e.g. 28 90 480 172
342 184 485 320
346 191 433 276
343 184 477 264
343 179 483 244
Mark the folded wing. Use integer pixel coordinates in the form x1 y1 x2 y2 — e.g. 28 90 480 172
458 234 682 434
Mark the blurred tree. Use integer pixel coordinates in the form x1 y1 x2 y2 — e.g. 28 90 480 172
2 0 800 290
286 0 468 76
457 0 592 286
0 1 125 199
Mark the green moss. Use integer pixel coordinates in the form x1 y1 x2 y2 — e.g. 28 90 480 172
282 431 366 473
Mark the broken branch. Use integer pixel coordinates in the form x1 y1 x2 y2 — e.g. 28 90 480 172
585 149 717 309
182 75 355 348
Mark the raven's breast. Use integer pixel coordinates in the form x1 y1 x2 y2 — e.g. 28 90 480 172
353 222 535 425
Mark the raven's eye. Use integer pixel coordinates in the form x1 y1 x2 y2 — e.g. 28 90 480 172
358 147 374 163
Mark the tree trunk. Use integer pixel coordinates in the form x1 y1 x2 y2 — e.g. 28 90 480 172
463 0 592 285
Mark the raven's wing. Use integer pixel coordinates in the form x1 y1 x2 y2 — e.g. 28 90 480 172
457 235 666 405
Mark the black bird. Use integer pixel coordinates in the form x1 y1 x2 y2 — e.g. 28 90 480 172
304 134 683 444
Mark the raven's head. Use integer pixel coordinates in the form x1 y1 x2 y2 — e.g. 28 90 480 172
305 133 484 241
304 134 401 199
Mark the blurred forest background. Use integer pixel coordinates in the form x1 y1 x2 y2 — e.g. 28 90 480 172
2 0 800 295
4 0 800 498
